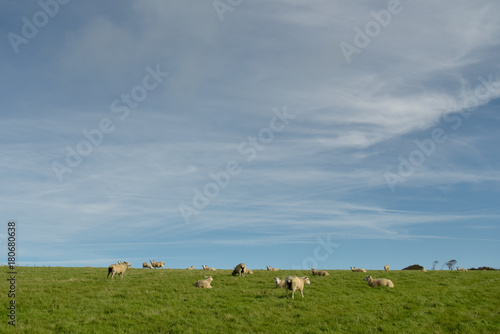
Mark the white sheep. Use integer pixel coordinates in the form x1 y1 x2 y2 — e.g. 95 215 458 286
364 275 394 288
186 266 194 270
246 269 254 275
274 277 286 288
118 261 131 266
384 264 390 271
285 275 311 299
107 263 131 279
351 267 367 272
266 266 279 272
194 276 213 288
202 265 216 271
232 263 247 276
150 260 165 269
310 268 330 276
457 267 468 272
421 268 427 272
143 262 153 269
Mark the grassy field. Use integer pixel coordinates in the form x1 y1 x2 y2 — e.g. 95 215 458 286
2 267 499 333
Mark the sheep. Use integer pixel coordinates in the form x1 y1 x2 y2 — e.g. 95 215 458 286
457 267 468 272
246 269 254 275
143 262 153 269
266 266 279 272
150 260 165 269
232 263 247 277
310 268 330 276
202 265 216 271
285 275 311 299
274 277 286 288
350 267 367 272
364 275 394 288
384 264 390 271
107 263 131 279
194 276 213 288
118 261 131 266
421 268 427 272
186 266 194 270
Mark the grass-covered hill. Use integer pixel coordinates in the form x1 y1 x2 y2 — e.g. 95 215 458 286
2 267 499 333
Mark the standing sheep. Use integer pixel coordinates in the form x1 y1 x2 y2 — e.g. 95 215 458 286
266 266 279 272
384 264 390 271
232 263 247 277
457 267 468 272
310 268 330 276
150 260 165 269
351 267 367 272
186 266 194 270
194 276 213 288
143 262 153 269
364 275 394 288
285 275 311 299
202 265 216 271
107 263 131 279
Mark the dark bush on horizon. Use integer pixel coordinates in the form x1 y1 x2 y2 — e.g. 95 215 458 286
469 266 497 271
402 264 424 270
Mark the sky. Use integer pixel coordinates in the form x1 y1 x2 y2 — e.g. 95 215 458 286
1 0 499 271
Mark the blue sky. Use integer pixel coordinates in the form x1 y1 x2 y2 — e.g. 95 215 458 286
1 0 499 271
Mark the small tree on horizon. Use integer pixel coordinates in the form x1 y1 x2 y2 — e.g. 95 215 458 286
445 259 457 270
431 261 439 270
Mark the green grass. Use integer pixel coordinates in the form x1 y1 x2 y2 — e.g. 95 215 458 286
2 267 499 333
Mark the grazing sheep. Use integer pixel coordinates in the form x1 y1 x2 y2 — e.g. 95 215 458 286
457 267 468 272
232 263 247 277
266 266 279 272
285 275 311 299
384 264 390 271
150 260 165 269
202 265 216 271
186 266 194 270
194 276 213 288
364 275 394 288
421 268 427 272
143 262 153 269
274 277 286 288
310 268 330 276
351 267 367 272
107 263 131 279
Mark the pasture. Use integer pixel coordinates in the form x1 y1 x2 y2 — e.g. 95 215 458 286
2 267 499 333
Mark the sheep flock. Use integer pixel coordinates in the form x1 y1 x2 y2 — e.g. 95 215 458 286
104 260 475 300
